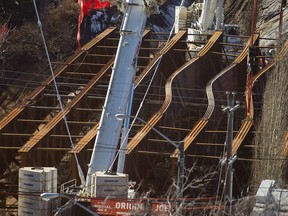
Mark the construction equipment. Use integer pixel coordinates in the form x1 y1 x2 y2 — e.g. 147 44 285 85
175 0 240 51
85 0 164 195
85 0 239 197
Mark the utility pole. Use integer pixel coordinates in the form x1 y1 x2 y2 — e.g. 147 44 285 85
222 92 239 215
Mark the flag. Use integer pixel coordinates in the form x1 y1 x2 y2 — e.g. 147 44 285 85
77 0 111 49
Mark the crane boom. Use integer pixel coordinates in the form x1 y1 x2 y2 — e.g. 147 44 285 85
199 0 218 31
86 0 148 192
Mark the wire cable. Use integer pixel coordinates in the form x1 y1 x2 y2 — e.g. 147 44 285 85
32 0 86 187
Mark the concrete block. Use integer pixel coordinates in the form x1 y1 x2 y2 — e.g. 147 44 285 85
255 179 275 204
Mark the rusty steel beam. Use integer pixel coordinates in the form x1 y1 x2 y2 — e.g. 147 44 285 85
71 30 186 153
18 59 114 153
65 72 99 76
126 31 222 155
81 27 116 50
0 27 116 131
211 52 239 57
170 33 259 158
17 119 97 125
232 40 288 157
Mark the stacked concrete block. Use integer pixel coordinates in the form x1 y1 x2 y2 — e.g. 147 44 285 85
252 179 288 216
90 171 128 198
18 167 57 216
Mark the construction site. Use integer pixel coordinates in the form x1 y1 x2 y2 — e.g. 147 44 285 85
0 0 287 215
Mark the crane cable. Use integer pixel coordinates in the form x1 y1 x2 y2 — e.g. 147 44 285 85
32 0 86 187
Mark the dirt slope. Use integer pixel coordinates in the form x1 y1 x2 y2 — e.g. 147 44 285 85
225 0 287 41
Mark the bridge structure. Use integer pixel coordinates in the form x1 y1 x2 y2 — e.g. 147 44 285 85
0 27 285 210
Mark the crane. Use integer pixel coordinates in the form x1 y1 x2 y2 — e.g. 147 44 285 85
85 0 165 195
83 0 238 197
175 0 240 50
185 0 223 43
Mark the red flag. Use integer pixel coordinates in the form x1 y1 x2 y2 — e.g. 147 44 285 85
83 0 111 15
77 0 111 50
